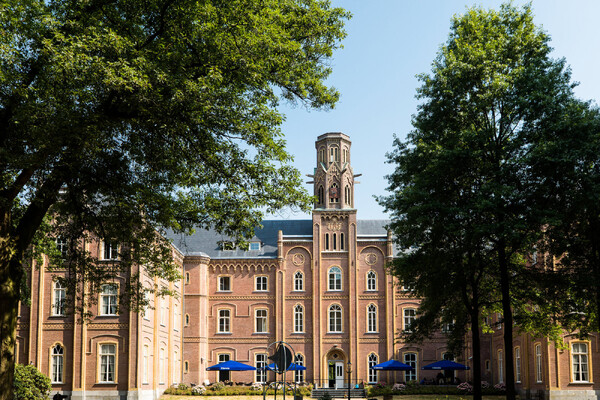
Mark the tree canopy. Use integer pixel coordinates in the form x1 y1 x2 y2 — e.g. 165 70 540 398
379 4 591 400
0 0 349 397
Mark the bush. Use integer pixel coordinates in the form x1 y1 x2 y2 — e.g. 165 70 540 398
457 382 473 393
13 364 52 400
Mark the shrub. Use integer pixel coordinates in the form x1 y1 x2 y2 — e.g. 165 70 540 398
457 382 473 393
13 364 52 400
494 382 506 392
392 383 406 392
481 381 490 388
191 386 206 395
177 383 188 390
319 392 332 400
210 382 225 391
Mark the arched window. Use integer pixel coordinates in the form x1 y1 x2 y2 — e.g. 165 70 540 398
53 281 66 316
51 344 64 383
294 271 304 291
328 304 342 332
294 305 304 333
367 271 376 291
498 349 504 383
368 353 378 384
367 304 377 333
318 186 324 205
330 183 339 203
325 233 330 250
340 233 345 250
345 185 351 205
328 267 342 291
142 345 149 384
294 354 305 383
535 344 542 383
333 233 337 250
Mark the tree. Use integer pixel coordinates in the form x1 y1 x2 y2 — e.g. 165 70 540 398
0 0 350 397
380 4 581 400
13 364 52 400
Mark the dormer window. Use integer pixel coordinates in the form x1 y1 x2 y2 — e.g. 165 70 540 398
249 242 261 251
220 241 235 251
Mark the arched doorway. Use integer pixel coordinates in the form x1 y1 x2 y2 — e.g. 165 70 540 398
325 349 347 389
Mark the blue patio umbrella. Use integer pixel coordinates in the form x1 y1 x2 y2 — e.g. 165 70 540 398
421 360 470 370
206 360 256 371
370 359 414 371
261 362 307 372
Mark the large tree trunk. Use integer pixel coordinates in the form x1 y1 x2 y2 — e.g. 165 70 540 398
0 258 22 400
498 244 516 400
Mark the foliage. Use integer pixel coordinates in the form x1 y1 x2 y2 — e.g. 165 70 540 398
0 0 349 398
457 382 473 393
12 364 51 400
379 3 591 400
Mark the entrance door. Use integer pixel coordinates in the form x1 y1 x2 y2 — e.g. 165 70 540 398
218 354 230 382
335 362 344 389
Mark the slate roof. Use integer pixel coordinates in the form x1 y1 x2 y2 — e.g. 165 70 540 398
166 219 391 259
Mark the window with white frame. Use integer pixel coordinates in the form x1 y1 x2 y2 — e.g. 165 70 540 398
173 304 179 331
51 344 64 383
255 353 267 383
294 354 304 383
142 345 149 384
52 281 66 316
294 304 304 333
255 276 268 291
142 290 151 320
100 284 118 315
367 304 377 333
56 237 68 259
294 271 304 291
328 304 342 333
328 267 342 291
218 276 231 291
368 353 378 384
498 349 504 383
535 344 542 383
102 241 119 260
572 342 589 382
173 349 179 384
99 344 116 383
403 308 416 332
160 297 166 326
515 346 521 383
255 309 268 333
404 353 417 381
218 309 230 333
249 242 261 251
366 271 376 291
218 353 230 382
159 347 165 384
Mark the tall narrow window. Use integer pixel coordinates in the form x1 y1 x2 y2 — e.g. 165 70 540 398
102 241 119 260
100 284 118 315
367 304 377 333
218 309 231 333
498 349 504 383
160 297 166 326
99 344 116 383
515 346 521 383
325 233 330 250
333 233 337 250
56 237 68 259
572 343 589 382
255 309 268 333
330 183 339 203
51 344 64 383
340 233 345 250
535 344 542 382
294 271 304 291
159 347 165 384
294 305 304 333
318 186 324 205
255 353 267 383
173 350 179 384
328 267 342 291
404 353 417 381
142 345 149 384
53 281 66 316
404 308 416 332
294 354 304 383
366 271 376 291
218 354 230 382
368 354 378 384
173 304 179 332
344 186 351 205
328 304 342 332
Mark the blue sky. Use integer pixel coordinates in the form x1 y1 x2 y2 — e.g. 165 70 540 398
274 0 600 220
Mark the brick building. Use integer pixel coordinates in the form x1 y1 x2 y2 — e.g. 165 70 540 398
16 132 597 400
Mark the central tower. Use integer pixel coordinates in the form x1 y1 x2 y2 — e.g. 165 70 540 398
310 132 357 210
